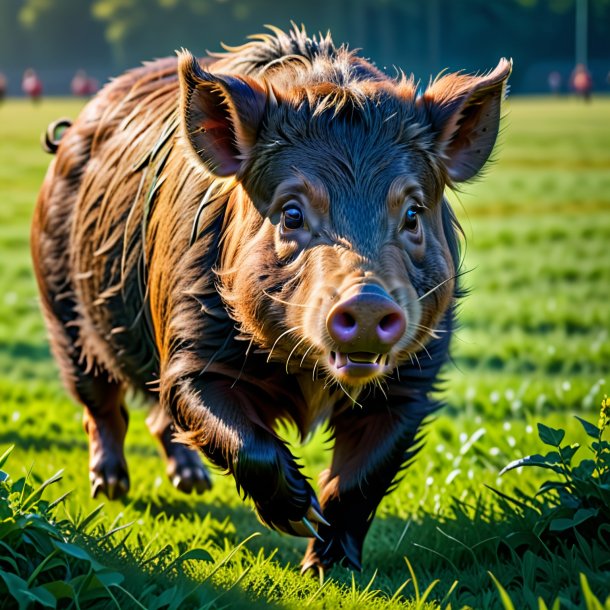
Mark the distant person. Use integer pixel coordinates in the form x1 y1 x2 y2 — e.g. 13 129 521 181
22 68 42 103
71 69 99 97
86 76 99 96
547 71 561 95
71 69 89 97
570 63 592 102
0 72 6 103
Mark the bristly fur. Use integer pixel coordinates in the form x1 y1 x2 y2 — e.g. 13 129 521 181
32 25 510 573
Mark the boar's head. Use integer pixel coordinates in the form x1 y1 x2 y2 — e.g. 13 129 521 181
179 51 511 390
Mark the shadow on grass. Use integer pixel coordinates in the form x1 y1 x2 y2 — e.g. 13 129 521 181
0 429 89 453
130 492 310 565
0 428 164 460
0 340 51 362
123 493 610 609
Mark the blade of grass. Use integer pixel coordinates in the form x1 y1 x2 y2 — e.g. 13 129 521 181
489 571 516 610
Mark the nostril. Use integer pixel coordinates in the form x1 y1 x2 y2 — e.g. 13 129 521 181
377 311 406 343
327 308 359 343
335 311 356 331
378 312 399 332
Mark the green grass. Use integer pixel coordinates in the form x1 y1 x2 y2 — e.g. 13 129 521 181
1 95 609 609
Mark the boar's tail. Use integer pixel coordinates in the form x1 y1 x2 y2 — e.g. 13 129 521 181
42 118 73 154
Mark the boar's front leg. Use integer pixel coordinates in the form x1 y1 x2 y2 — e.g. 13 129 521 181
163 372 325 536
146 402 212 494
301 388 435 573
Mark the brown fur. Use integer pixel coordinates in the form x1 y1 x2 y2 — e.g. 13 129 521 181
32 26 510 571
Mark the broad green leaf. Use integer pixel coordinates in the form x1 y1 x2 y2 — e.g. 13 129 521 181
172 547 213 564
41 580 75 601
53 540 92 561
573 459 597 478
24 515 64 539
0 501 12 519
53 541 105 569
0 550 19 572
72 573 110 601
97 571 125 587
575 416 601 440
0 540 25 563
0 569 30 610
505 530 539 549
536 481 568 497
559 443 580 462
500 453 563 476
537 423 565 447
147 586 182 610
24 585 57 608
549 507 598 532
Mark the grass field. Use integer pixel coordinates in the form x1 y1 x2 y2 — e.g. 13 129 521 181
1 96 609 609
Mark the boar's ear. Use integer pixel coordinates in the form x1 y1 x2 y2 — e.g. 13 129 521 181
178 51 268 177
420 58 512 183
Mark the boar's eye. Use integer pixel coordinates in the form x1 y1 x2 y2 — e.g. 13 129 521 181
281 203 305 230
402 205 422 233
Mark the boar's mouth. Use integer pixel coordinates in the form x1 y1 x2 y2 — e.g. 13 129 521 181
323 283 405 383
328 350 392 380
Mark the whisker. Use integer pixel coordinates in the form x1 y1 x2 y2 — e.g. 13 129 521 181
412 337 432 360
300 343 316 367
263 290 317 310
337 381 363 408
285 335 308 374
417 268 472 303
374 378 388 401
411 322 449 339
266 325 302 363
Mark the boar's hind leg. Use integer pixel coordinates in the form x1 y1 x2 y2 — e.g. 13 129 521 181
37 291 130 500
301 395 431 573
79 375 130 500
146 402 212 494
166 374 325 536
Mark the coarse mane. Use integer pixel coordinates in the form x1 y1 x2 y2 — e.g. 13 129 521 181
210 24 418 108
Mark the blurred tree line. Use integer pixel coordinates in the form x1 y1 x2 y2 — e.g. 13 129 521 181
0 0 609 93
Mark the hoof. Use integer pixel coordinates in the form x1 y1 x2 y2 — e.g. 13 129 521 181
169 462 212 494
301 559 325 584
90 465 129 500
166 445 212 494
301 533 363 574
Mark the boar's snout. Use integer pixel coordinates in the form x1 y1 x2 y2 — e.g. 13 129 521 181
326 284 406 357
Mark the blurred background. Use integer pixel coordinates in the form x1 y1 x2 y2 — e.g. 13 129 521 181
0 0 609 97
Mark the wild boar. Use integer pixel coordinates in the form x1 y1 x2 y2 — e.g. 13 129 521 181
32 26 511 572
